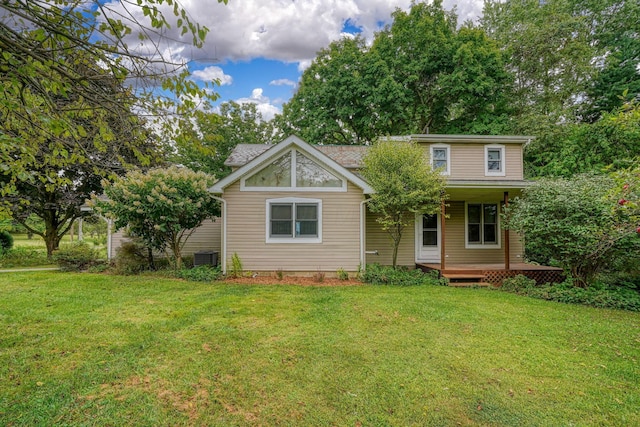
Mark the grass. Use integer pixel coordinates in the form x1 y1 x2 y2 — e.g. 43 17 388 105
1 273 639 426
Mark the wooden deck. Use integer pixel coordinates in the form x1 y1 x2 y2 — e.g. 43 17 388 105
417 263 564 286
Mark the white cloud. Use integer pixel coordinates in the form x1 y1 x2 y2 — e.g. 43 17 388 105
235 88 281 121
297 60 313 73
105 0 484 67
191 66 233 85
270 79 297 88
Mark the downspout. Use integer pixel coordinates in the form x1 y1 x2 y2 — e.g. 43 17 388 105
212 196 227 274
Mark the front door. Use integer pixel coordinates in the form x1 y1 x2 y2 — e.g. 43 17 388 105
417 213 440 262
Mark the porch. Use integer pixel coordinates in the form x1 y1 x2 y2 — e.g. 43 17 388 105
416 262 564 287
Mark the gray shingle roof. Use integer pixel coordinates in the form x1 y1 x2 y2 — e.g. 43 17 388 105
224 144 272 167
225 144 370 169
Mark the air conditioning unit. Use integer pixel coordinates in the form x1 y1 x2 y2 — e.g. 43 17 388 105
194 251 218 267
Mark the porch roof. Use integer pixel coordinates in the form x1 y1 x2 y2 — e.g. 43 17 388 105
446 179 532 189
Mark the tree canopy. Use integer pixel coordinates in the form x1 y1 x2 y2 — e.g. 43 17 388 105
482 0 640 130
0 0 229 255
0 50 163 256
278 1 513 144
174 102 275 179
277 36 407 145
1 0 227 198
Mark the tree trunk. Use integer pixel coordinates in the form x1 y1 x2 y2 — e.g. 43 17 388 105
44 231 61 258
391 224 403 269
392 242 399 269
173 243 182 270
147 247 155 271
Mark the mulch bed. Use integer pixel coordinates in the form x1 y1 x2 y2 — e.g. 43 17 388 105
222 275 363 287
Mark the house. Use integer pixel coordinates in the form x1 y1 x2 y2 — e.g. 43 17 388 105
109 134 563 284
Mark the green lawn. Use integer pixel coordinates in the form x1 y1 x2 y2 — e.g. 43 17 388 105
1 273 639 426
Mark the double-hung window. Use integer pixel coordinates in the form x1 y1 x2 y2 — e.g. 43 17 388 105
267 198 322 243
430 145 450 175
466 203 500 247
485 145 505 176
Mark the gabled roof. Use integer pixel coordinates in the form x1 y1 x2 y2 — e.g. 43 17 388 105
225 144 369 170
210 135 374 194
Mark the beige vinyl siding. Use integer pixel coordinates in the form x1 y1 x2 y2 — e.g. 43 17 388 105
109 228 128 259
442 201 523 264
109 218 222 260
224 181 363 272
365 211 415 268
423 143 524 181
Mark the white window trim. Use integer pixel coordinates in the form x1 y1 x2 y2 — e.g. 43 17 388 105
430 144 450 176
484 144 506 177
464 202 501 249
266 197 322 244
241 149 347 192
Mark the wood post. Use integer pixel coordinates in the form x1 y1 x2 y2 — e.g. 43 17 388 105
504 191 510 271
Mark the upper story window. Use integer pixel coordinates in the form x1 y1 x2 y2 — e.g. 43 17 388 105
430 144 450 175
485 145 505 177
267 197 322 243
243 149 345 191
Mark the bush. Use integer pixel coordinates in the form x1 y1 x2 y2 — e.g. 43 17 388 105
500 275 640 311
362 264 448 286
113 241 149 275
53 242 98 272
336 268 349 281
597 271 640 292
0 231 13 253
228 253 243 278
500 275 537 292
0 247 51 268
176 265 222 282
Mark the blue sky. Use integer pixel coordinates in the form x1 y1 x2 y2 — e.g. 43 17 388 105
110 0 485 120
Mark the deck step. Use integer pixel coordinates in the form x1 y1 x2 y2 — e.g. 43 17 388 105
448 282 494 288
442 273 485 280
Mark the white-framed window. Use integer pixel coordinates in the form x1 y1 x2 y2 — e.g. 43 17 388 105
266 197 322 243
430 144 450 175
465 202 501 248
242 149 346 191
485 145 505 176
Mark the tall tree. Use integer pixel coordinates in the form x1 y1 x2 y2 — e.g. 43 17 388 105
372 1 512 135
278 1 512 144
174 102 275 179
277 36 406 145
0 0 229 254
1 0 227 197
575 0 640 122
527 101 640 177
482 0 639 129
361 139 446 268
1 51 162 256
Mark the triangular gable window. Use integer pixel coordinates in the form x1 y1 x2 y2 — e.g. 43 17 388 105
296 152 342 188
243 149 345 191
245 151 292 187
